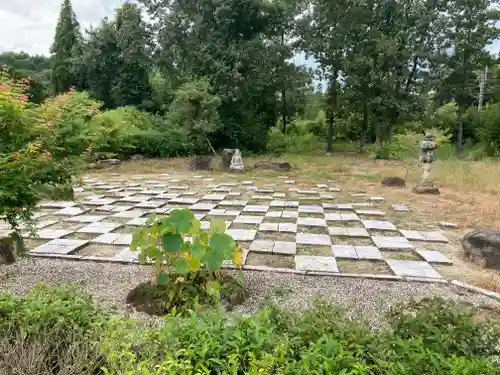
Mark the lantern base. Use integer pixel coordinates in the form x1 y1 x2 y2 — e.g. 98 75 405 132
413 182 440 195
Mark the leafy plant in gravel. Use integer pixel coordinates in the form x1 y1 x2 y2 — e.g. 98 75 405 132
128 208 245 315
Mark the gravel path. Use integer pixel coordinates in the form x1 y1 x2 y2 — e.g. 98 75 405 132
1 258 499 328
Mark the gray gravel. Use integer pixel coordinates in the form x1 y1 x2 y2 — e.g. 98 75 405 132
1 258 499 328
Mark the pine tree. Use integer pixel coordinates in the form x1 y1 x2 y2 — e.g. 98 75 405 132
50 0 82 94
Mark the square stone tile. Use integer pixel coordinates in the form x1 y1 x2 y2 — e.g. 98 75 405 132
125 217 149 226
386 259 442 279
392 204 410 212
53 207 87 216
259 222 279 231
285 201 299 208
232 200 249 206
400 230 425 241
227 192 241 197
336 203 354 210
91 233 122 244
355 246 382 260
296 233 331 245
346 227 370 237
77 222 120 234
331 245 356 258
340 213 360 221
295 255 338 272
190 203 217 211
273 193 286 198
279 223 297 233
234 215 264 224
372 236 413 250
224 210 241 216
135 201 165 208
114 234 133 245
282 211 298 219
324 213 342 221
297 217 327 227
420 231 448 243
209 209 227 216
369 196 384 202
35 229 72 239
84 198 118 206
112 210 147 218
415 250 452 264
274 241 296 255
112 248 137 262
226 229 256 241
39 201 76 209
355 209 385 216
362 220 397 231
203 194 226 201
266 211 282 218
97 205 133 212
66 215 107 223
270 200 286 207
252 195 273 201
243 205 269 213
250 240 274 252
328 227 348 236
31 239 88 254
299 205 324 214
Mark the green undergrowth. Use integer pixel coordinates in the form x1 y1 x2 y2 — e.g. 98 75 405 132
0 284 499 374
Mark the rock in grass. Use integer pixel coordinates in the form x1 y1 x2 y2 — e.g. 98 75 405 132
189 156 213 171
254 162 292 171
381 176 406 188
462 229 500 269
98 158 121 166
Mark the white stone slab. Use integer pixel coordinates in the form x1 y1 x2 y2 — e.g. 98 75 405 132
296 233 331 245
332 245 356 258
362 220 397 231
372 236 413 250
355 246 382 260
295 255 338 272
297 217 327 227
226 229 257 241
386 259 442 279
415 249 452 264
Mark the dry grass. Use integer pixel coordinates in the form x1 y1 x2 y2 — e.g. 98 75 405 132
90 153 500 292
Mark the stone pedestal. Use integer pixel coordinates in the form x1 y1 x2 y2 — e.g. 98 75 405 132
414 132 439 195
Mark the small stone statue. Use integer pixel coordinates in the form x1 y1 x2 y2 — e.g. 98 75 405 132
413 131 439 194
229 149 245 172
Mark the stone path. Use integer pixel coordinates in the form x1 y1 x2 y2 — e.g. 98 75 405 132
0 173 453 281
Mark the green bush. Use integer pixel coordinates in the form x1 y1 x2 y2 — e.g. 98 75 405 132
267 126 325 155
477 102 500 156
1 285 499 375
375 130 451 160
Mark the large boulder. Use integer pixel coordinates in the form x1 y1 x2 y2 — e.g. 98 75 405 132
462 229 500 269
381 176 406 188
254 161 292 171
221 149 236 170
189 156 213 171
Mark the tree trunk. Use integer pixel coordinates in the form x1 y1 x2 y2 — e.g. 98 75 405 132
456 105 464 153
281 84 287 134
326 71 339 153
375 121 383 148
0 238 16 265
359 102 369 153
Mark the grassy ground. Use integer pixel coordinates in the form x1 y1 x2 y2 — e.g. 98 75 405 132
90 153 500 292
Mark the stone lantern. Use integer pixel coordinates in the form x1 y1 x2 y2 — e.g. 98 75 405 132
413 131 440 194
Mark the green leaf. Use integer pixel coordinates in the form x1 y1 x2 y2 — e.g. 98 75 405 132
210 219 226 234
189 242 206 260
162 233 183 253
209 232 235 254
146 245 162 259
169 209 194 233
190 218 201 234
206 280 220 296
157 272 170 285
203 249 225 272
175 258 189 275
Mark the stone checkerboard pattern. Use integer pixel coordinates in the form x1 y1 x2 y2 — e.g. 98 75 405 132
0 173 453 281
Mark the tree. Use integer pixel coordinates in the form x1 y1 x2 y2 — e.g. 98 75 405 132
50 0 83 94
81 3 152 109
439 0 500 152
111 2 152 108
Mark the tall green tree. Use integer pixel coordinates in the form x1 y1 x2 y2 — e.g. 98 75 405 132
81 3 152 109
439 0 500 152
50 0 83 94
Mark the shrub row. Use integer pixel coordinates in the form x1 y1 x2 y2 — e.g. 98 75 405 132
0 284 499 375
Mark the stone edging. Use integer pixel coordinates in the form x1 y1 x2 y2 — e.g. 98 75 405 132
450 280 500 300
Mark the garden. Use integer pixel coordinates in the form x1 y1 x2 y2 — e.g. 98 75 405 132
2 0 500 373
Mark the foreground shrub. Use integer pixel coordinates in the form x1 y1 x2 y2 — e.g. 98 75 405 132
0 284 107 374
267 127 325 155
0 285 499 375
